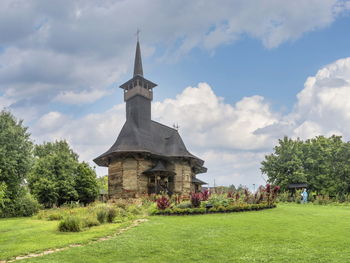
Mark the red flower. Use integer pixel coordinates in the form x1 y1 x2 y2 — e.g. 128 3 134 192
156 196 171 210
273 186 280 193
265 184 271 194
201 189 210 201
190 192 202 208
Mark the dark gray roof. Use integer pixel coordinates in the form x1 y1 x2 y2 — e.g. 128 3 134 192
133 40 143 77
119 75 157 90
192 177 207 185
143 161 175 175
94 119 206 169
287 183 308 189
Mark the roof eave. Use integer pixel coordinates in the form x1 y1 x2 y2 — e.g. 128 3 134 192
119 75 157 90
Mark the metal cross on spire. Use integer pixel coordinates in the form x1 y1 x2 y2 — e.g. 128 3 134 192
136 29 140 41
133 30 143 77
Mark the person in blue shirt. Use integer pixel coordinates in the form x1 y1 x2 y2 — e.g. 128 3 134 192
301 189 308 203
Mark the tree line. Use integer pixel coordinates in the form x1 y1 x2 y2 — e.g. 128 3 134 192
261 135 350 197
0 110 100 217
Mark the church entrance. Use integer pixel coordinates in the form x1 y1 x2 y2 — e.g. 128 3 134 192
147 173 174 195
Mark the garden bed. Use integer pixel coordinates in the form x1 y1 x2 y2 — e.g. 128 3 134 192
152 203 276 215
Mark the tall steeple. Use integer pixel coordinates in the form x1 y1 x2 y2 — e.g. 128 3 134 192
119 38 157 129
133 40 143 77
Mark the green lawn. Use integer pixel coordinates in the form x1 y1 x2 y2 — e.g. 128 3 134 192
0 217 124 260
11 204 350 263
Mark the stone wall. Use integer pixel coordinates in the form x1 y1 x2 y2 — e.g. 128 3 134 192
108 160 123 197
136 158 152 195
108 157 152 199
108 156 197 199
172 160 193 196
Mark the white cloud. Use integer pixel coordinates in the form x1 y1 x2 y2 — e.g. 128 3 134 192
291 57 350 139
0 0 349 113
54 89 110 104
153 83 279 151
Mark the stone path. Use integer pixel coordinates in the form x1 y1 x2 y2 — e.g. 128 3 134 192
0 218 148 263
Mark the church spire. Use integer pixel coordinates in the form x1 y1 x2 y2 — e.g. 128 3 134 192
133 39 143 77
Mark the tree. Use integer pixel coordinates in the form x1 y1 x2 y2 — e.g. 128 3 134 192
75 162 99 204
0 110 39 217
261 135 350 195
261 136 306 190
0 110 33 199
0 182 8 209
29 141 78 207
29 140 98 207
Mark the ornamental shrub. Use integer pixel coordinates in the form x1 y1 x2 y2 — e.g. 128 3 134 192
217 205 226 212
176 202 192 209
127 205 142 215
83 216 100 227
190 193 201 208
48 212 63 221
58 216 82 232
201 189 210 201
97 208 108 223
0 192 41 218
107 207 117 223
208 194 230 207
156 196 171 210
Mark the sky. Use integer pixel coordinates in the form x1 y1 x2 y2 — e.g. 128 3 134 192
1 0 350 188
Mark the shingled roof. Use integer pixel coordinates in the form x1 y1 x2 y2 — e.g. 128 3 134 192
94 119 205 169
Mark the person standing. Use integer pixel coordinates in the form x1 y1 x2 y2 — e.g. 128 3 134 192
301 189 308 204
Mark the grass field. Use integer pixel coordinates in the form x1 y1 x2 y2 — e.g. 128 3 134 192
2 204 350 262
0 217 124 260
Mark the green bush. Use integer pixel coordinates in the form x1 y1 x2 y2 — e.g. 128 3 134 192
0 193 41 218
176 202 192 209
61 201 82 209
107 207 117 223
96 208 108 223
48 212 63 221
208 195 231 207
58 216 82 232
83 216 100 227
127 205 142 215
153 203 275 216
217 205 226 212
208 207 218 213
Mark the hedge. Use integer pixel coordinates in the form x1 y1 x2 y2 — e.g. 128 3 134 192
152 203 276 216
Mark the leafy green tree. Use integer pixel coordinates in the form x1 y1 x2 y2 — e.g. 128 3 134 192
75 162 99 204
0 110 33 199
262 135 350 195
0 182 8 209
0 110 39 217
336 141 350 195
261 136 306 190
303 136 340 195
29 140 98 207
29 141 78 207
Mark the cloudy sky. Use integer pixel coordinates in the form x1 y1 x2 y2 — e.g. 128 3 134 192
1 0 350 188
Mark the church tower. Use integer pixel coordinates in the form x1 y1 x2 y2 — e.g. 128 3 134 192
119 40 157 130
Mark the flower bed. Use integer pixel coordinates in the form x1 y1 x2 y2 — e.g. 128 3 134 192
152 203 276 216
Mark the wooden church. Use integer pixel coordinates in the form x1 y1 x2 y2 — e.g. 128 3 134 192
94 40 207 198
